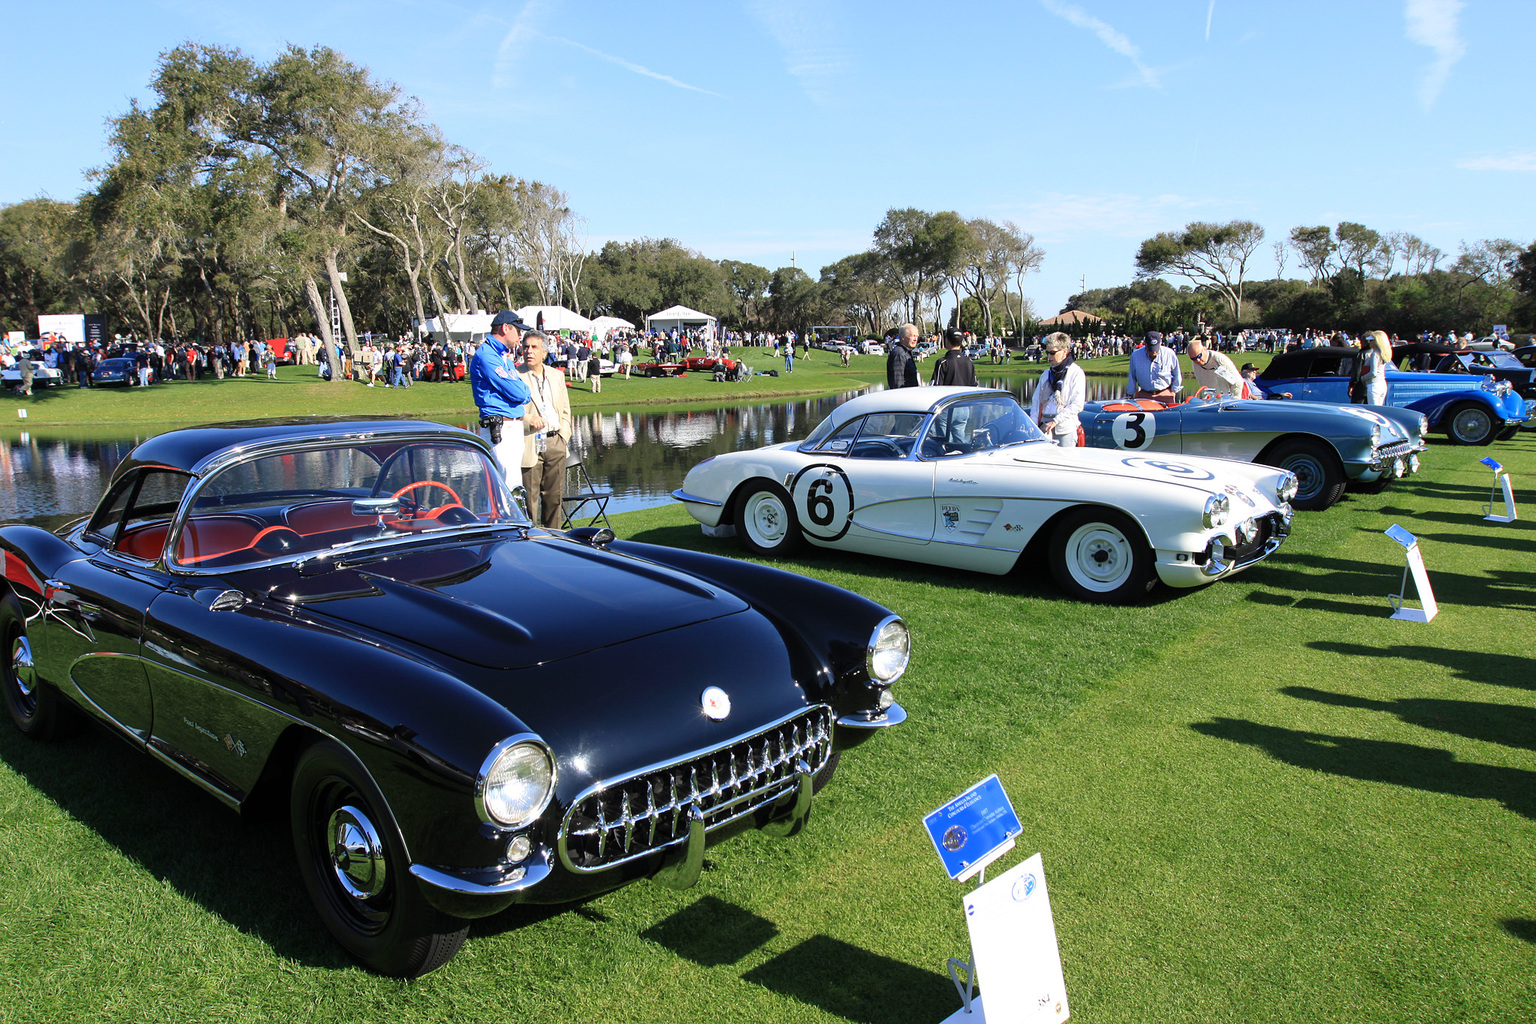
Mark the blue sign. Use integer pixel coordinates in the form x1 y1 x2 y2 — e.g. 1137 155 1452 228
924 774 1023 880
1480 457 1503 473
1384 523 1417 549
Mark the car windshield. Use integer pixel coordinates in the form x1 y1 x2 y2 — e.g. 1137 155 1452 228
920 396 1047 457
170 438 524 569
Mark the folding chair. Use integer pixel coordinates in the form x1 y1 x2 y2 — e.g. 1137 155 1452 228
560 451 613 530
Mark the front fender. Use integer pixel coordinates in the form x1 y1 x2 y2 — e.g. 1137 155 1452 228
604 538 904 724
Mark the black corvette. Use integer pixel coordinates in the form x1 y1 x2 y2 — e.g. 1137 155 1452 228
0 420 910 976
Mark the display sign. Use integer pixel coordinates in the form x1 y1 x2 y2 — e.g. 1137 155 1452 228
959 853 1070 1024
1480 457 1518 523
1384 524 1438 622
925 775 1023 882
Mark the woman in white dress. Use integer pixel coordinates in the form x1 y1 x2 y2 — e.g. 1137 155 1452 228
1360 330 1392 405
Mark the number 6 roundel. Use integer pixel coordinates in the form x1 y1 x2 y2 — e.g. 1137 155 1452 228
790 464 855 541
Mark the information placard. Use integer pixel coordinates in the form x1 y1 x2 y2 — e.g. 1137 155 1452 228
924 775 1023 882
961 853 1070 1024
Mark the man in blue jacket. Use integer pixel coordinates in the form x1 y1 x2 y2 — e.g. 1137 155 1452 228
471 311 544 478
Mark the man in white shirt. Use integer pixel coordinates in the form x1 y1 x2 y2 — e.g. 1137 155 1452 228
1186 336 1243 397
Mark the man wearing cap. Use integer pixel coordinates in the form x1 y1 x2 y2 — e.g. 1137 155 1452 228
930 328 979 386
1186 336 1243 397
471 311 543 480
1127 331 1181 402
886 323 920 389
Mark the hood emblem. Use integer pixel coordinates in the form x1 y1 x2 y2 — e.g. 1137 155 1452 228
701 686 731 721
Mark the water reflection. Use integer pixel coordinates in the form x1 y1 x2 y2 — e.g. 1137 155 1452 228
0 378 1133 527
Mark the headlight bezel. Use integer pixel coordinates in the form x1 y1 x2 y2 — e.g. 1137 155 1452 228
1203 492 1231 529
1277 471 1299 503
475 735 557 829
866 614 911 686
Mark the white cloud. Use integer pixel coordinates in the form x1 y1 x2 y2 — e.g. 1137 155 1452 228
1205 0 1216 42
1038 0 1161 90
995 192 1227 241
1455 150 1536 172
1404 0 1466 110
744 0 852 106
492 1 718 96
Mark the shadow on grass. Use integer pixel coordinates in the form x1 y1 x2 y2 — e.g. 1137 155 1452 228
1504 919 1536 945
1257 552 1536 611
1416 530 1536 552
1191 717 1536 819
0 719 351 970
1280 686 1536 751
1373 509 1536 531
740 933 957 1024
1309 640 1536 691
640 895 778 966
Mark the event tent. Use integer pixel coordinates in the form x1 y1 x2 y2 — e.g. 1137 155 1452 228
590 315 635 336
416 313 495 341
644 305 717 334
517 305 595 333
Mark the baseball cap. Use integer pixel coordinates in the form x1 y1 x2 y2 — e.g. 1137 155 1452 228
1144 331 1163 346
490 311 533 331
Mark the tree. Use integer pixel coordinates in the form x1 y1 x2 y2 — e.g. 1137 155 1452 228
765 267 825 333
819 252 899 336
1334 222 1390 279
872 208 969 325
1288 226 1336 284
720 260 772 329
0 199 82 331
1134 220 1266 322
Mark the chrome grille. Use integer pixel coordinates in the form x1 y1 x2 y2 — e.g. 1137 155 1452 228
559 705 833 872
1376 439 1423 458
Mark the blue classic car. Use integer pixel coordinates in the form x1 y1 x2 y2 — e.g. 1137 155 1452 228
1256 346 1531 445
1078 393 1428 510
0 419 910 976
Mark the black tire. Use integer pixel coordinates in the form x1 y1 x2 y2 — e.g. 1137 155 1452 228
1444 402 1496 445
1496 425 1519 441
1 592 72 740
1263 438 1347 511
290 740 468 977
1049 507 1157 604
735 481 804 557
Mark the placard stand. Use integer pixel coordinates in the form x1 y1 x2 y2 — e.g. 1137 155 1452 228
924 775 1026 1022
1480 457 1518 522
1384 524 1438 623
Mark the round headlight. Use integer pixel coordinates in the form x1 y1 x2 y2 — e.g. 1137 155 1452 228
1277 471 1299 503
867 616 911 685
1417 414 1429 438
476 737 555 828
1203 492 1231 528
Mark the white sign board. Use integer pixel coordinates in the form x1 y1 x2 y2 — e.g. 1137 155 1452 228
37 313 85 342
1384 524 1438 623
957 854 1069 1024
1480 457 1518 522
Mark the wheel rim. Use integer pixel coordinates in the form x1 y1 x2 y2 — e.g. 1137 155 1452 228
308 781 392 933
8 633 36 713
743 491 790 549
1063 521 1134 592
1280 452 1326 502
1452 407 1491 442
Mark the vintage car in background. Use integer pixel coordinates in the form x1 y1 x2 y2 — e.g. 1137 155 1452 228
1256 346 1532 444
631 358 687 377
1514 344 1536 370
1078 391 1428 510
91 356 156 386
2 354 66 389
1391 341 1536 399
0 420 910 976
674 387 1297 605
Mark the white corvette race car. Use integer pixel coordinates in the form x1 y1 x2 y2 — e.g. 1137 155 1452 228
674 387 1297 603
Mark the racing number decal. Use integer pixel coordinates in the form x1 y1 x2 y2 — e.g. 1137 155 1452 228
1112 411 1157 450
790 464 855 541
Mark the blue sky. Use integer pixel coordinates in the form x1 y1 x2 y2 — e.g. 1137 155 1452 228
4 0 1533 316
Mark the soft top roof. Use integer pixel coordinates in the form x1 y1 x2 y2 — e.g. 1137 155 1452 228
1260 346 1357 380
113 418 481 481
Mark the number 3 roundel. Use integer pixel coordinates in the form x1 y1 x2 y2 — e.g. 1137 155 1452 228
790 464 855 541
1112 411 1157 450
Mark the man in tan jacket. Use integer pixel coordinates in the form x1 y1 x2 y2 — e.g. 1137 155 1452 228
520 331 573 528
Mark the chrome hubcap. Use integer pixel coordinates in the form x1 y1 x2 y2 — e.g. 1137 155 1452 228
11 636 35 698
328 804 387 903
1285 457 1322 498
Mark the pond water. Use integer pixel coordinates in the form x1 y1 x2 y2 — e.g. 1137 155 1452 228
0 373 1131 528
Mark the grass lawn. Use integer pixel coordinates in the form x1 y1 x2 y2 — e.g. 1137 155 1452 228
0 348 1274 433
1 373 1529 1023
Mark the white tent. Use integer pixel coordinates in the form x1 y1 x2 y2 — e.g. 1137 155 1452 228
416 312 495 342
590 315 635 336
644 305 717 334
517 305 594 333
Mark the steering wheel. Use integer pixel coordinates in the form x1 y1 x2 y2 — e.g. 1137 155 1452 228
391 480 463 518
1193 386 1219 401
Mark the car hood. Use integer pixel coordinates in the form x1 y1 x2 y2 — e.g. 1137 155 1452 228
266 533 751 670
985 442 1277 497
